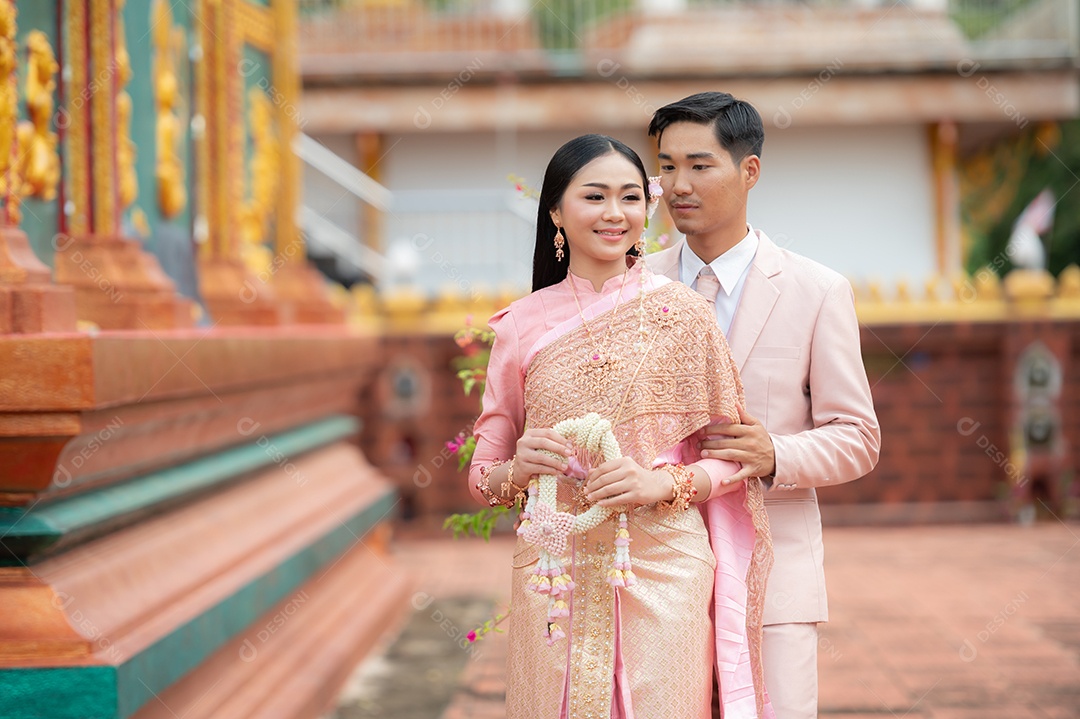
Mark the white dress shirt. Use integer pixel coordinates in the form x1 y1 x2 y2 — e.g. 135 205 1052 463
678 225 758 336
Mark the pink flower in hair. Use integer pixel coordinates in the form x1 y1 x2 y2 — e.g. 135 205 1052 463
647 176 663 220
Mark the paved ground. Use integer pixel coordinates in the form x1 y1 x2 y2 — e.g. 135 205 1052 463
330 520 1080 719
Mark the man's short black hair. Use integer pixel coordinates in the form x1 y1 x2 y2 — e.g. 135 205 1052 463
649 92 764 163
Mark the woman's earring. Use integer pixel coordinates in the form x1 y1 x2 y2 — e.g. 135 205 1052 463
554 227 566 262
634 235 646 256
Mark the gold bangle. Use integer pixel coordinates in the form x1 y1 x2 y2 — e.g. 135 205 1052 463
499 461 528 505
477 459 515 508
660 463 696 511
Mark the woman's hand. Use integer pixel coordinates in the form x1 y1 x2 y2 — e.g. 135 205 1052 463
513 428 574 485
584 457 673 507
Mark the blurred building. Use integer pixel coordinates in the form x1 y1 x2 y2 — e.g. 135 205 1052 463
294 0 1080 526
297 0 1080 294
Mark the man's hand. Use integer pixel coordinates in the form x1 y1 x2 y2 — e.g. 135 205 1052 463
700 406 775 485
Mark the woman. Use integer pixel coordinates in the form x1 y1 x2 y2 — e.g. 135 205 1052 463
469 135 773 719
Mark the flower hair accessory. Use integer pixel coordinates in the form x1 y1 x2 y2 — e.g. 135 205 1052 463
517 412 636 645
646 176 663 221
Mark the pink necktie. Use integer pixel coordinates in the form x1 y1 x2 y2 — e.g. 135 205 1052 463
695 268 721 305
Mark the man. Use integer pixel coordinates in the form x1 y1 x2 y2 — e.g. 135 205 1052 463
646 92 881 719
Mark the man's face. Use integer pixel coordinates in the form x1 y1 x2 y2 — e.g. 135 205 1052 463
656 121 758 242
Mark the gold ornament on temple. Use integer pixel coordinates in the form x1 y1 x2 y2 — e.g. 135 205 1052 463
16 31 61 205
153 0 188 218
115 0 138 210
239 89 280 277
0 2 19 222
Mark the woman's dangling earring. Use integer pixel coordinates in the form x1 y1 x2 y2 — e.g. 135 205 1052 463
634 234 646 257
554 227 566 262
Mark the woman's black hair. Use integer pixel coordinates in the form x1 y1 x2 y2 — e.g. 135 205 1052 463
532 134 648 292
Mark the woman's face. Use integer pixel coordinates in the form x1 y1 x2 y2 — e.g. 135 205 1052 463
550 152 646 271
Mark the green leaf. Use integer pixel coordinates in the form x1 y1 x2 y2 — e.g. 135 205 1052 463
456 436 476 470
442 506 511 541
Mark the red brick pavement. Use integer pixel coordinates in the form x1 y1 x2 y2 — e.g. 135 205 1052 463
362 522 1080 719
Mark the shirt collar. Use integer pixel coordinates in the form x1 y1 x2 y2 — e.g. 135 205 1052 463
680 225 758 296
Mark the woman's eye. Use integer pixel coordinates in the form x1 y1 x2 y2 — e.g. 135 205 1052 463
623 194 641 202
585 193 604 201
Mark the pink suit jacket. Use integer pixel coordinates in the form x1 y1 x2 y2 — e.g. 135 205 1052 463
648 231 881 625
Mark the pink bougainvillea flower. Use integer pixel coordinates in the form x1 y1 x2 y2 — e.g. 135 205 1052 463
467 630 478 643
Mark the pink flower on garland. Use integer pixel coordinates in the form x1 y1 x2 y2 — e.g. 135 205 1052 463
467 630 478 643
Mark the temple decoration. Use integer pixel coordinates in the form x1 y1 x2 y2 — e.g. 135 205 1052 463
238 1 275 52
115 0 138 211
88 0 117 234
0 1 75 334
195 0 281 325
0 2 20 224
15 31 60 207
153 0 188 218
239 88 280 278
64 0 90 235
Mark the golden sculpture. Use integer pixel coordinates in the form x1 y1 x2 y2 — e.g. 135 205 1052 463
115 0 138 210
153 0 187 218
238 88 280 276
16 31 61 204
0 2 20 222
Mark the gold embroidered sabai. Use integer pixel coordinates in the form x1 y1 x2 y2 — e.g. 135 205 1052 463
506 279 772 719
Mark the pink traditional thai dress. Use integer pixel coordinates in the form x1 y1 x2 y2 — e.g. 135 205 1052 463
470 260 774 719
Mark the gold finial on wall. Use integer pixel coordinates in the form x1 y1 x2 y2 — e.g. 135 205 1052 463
1058 264 1080 299
895 278 911 303
923 275 942 303
974 269 1002 300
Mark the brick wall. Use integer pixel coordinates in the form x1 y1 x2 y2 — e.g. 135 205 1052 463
359 319 1079 522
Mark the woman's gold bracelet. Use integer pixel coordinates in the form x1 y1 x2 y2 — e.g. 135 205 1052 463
660 463 697 511
477 459 527 508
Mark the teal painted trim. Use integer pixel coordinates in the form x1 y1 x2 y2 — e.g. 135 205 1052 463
0 489 399 719
0 666 117 719
0 416 359 564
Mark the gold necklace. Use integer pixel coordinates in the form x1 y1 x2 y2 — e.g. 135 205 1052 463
567 262 651 396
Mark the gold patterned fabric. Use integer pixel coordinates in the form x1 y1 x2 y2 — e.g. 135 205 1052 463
503 278 772 719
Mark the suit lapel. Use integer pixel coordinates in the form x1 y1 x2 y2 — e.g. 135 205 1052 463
728 234 783 370
648 235 783 369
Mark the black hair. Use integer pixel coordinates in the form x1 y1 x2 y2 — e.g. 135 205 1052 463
648 92 764 164
532 134 648 292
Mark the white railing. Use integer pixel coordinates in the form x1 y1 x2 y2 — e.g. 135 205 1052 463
297 133 536 294
296 133 392 283
383 189 536 296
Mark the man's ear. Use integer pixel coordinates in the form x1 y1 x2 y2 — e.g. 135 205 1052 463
742 155 761 190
